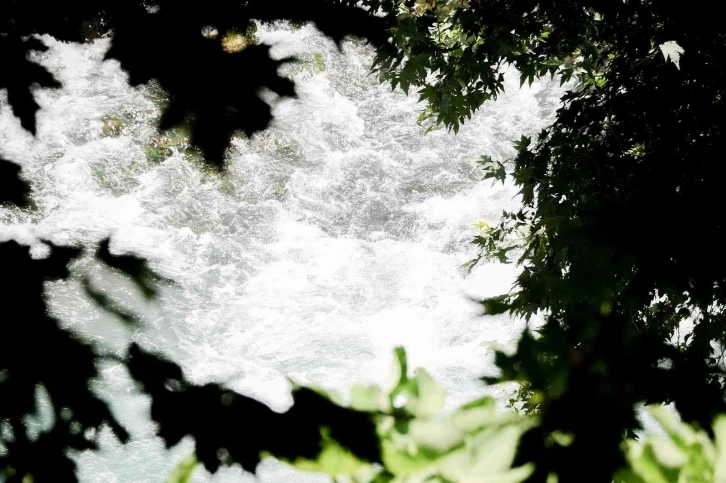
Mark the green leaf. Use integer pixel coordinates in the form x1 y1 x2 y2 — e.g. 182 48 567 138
478 155 508 184
166 454 198 483
480 295 511 315
513 136 531 153
380 434 440 476
713 416 726 480
550 431 575 448
288 429 372 477
649 437 687 468
466 427 528 476
351 385 389 412
404 369 447 418
388 346 409 402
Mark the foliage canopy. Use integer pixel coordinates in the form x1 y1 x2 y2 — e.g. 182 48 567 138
362 0 726 480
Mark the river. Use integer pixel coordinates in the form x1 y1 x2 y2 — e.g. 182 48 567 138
0 23 564 482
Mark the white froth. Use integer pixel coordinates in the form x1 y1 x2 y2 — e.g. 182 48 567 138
0 23 563 482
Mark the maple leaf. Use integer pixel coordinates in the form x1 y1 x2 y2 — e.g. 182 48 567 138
659 40 685 70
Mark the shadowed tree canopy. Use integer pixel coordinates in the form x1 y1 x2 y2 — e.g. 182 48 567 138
354 0 726 480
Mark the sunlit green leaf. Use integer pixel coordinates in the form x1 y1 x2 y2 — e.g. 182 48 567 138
166 454 197 483
404 369 446 418
288 429 372 477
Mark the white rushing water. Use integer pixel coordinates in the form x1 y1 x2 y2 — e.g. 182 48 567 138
0 24 564 482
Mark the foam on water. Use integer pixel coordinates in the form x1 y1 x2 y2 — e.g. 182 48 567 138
0 23 563 482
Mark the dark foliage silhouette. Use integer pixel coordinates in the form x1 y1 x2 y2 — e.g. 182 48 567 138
0 159 30 207
1 2 389 480
1 0 389 167
0 240 128 481
127 344 381 474
0 36 60 135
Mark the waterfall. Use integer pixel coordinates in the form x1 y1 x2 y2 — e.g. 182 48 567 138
0 23 563 482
